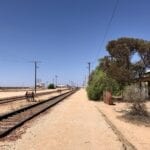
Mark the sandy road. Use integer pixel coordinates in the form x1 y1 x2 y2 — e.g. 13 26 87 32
0 89 123 150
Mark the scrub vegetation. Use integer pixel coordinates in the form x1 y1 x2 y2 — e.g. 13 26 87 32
86 68 120 100
87 37 150 116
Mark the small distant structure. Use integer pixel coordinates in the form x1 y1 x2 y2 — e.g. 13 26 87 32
37 83 45 89
56 84 66 88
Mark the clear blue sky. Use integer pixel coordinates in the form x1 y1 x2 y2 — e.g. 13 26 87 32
0 0 150 86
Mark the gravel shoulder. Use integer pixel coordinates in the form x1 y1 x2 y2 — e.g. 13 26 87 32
0 89 123 150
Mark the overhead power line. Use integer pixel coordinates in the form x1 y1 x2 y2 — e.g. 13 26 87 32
94 0 119 64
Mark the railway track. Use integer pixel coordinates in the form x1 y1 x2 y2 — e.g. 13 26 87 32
0 89 77 138
0 89 68 104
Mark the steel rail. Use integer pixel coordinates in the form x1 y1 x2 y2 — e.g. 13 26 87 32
0 89 77 138
0 89 68 104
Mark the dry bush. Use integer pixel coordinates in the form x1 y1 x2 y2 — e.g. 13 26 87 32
130 102 148 116
124 85 148 116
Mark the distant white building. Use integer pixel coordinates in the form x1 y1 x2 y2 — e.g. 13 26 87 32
37 83 45 88
56 84 66 88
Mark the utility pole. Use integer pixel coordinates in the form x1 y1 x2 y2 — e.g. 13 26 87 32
34 61 37 93
30 61 41 94
87 62 91 81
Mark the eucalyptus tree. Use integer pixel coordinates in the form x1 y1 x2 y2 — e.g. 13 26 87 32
100 37 150 86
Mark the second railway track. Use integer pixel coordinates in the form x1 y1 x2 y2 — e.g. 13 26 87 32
0 89 77 138
0 89 68 104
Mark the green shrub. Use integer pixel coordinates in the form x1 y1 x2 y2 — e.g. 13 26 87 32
86 69 121 101
48 83 55 89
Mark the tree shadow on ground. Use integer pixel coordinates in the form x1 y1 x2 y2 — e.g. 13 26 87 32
117 111 150 127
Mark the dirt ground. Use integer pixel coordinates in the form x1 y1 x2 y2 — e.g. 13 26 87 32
0 89 123 150
94 101 150 150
